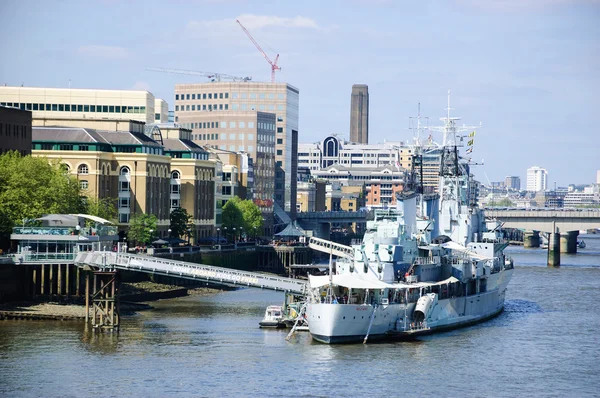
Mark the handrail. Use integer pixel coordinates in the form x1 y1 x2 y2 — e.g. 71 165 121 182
75 251 307 294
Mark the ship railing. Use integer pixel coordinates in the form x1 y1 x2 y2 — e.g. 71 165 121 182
414 256 441 265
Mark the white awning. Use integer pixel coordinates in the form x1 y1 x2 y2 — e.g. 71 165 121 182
69 214 114 225
308 274 395 290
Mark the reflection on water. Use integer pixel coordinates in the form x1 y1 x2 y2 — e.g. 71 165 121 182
1 237 599 397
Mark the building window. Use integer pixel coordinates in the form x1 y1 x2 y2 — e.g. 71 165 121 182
171 171 180 179
175 105 179 111
59 144 73 150
186 94 190 100
176 94 179 100
80 180 88 189
78 164 89 175
277 127 283 133
248 122 255 129
120 166 130 176
225 104 229 110
277 150 282 156
171 199 180 208
229 122 236 128
119 213 130 223
119 198 130 208
277 139 283 144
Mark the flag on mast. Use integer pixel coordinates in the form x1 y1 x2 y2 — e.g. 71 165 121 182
467 139 474 146
466 147 473 154
469 131 476 137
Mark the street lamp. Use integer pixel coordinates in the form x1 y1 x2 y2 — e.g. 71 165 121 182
240 226 243 241
149 229 153 246
233 227 237 246
217 227 221 243
187 228 191 245
223 226 228 242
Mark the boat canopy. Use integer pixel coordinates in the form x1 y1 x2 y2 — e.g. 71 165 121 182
308 274 395 290
69 214 115 225
309 274 461 290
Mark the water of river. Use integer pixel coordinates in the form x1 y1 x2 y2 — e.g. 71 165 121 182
1 236 599 398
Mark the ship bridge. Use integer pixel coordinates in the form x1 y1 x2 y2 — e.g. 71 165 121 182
75 251 307 294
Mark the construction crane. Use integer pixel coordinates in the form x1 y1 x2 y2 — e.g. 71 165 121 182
236 19 281 83
146 67 251 82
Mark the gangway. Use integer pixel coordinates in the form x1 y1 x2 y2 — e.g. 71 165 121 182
75 251 307 294
307 237 354 260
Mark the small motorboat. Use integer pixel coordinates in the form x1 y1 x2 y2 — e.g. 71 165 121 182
577 240 586 249
259 305 286 328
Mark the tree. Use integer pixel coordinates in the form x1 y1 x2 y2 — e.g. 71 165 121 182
222 196 264 238
222 196 244 234
127 214 157 245
85 197 117 223
238 199 264 238
169 207 193 238
0 151 84 245
490 198 515 208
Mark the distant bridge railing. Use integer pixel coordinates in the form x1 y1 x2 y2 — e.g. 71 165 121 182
296 210 369 220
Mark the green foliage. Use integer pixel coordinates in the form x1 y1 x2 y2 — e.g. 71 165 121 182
238 199 264 237
222 196 264 238
489 198 515 207
127 213 157 245
222 196 244 231
169 207 193 238
85 197 117 223
0 151 84 244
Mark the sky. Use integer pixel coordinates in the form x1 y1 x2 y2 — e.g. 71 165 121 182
1 0 598 187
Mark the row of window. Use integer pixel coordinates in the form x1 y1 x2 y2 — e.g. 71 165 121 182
176 92 229 101
35 142 161 155
178 121 277 132
232 93 285 100
175 92 286 101
1 102 147 114
176 103 229 112
231 104 284 112
0 123 28 139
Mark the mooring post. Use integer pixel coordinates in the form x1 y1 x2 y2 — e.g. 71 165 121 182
547 222 560 267
85 273 90 323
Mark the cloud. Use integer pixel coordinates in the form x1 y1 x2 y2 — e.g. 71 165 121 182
131 81 151 91
456 0 600 12
77 45 129 60
236 14 322 30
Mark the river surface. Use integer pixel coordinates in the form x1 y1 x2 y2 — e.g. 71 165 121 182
1 236 600 397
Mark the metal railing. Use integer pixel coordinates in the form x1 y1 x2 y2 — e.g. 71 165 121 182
12 226 118 237
75 251 307 294
307 237 354 260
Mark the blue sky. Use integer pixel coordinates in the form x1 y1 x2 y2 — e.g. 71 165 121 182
1 0 598 186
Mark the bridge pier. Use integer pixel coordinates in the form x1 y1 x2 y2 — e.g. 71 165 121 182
523 231 540 248
560 231 579 254
547 226 560 267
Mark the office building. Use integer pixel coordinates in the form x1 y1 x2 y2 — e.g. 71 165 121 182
154 99 169 123
299 135 441 193
526 166 548 192
505 176 521 190
31 122 216 241
350 84 369 144
311 164 405 207
0 106 32 156
173 81 299 218
0 86 168 125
